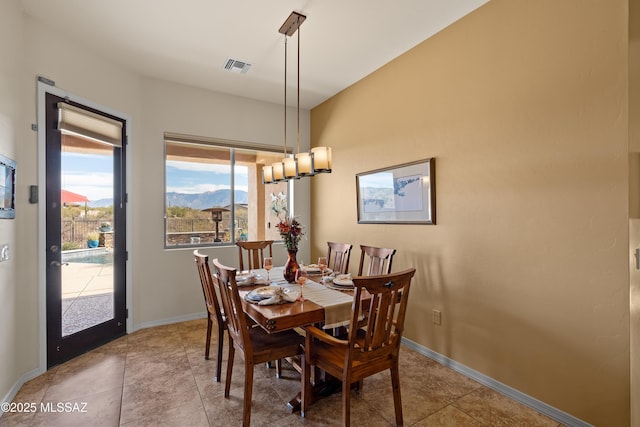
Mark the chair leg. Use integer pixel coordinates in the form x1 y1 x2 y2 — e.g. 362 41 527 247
275 359 282 378
214 324 224 382
205 317 212 360
265 359 282 378
342 378 351 427
243 362 254 427
224 343 235 398
390 361 403 426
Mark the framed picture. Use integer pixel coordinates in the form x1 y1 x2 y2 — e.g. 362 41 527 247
0 154 16 220
356 158 435 224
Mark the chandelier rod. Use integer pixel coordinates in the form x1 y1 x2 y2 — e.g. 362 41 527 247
297 15 301 156
283 35 288 158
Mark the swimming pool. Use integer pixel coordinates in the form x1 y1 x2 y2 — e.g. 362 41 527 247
62 248 113 265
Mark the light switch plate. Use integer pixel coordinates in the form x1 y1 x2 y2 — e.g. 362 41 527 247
0 244 9 262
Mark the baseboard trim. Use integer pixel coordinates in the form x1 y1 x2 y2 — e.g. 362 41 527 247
0 367 45 417
401 337 593 427
132 312 206 332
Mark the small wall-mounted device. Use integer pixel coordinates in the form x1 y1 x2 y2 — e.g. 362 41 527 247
29 185 38 204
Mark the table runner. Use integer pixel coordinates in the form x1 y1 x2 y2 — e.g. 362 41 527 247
296 280 353 329
249 267 354 329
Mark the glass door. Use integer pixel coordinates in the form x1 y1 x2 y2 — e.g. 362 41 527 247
45 93 127 368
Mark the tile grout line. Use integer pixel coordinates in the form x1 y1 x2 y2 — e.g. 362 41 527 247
117 335 128 426
179 324 214 427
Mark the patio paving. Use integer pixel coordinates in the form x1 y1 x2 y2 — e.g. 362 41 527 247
62 262 114 336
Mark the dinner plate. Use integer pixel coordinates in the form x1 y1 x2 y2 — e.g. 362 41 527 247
302 265 332 274
332 277 354 287
245 286 291 301
326 282 352 291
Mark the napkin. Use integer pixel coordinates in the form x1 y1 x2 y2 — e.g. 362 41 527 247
258 287 300 305
237 273 269 286
302 264 322 273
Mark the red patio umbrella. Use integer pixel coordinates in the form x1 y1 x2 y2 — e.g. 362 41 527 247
61 189 90 215
61 189 89 205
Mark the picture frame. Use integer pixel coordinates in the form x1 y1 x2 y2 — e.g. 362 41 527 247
356 158 435 224
0 154 16 220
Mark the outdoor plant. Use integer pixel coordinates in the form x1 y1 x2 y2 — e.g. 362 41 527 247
62 241 81 251
86 232 100 241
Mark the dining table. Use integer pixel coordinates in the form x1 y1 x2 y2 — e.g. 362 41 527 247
238 266 356 334
237 265 361 412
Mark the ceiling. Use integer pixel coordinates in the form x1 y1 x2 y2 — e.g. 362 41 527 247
20 0 488 110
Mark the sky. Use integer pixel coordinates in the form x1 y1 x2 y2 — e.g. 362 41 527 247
61 153 248 202
61 153 113 201
166 160 248 194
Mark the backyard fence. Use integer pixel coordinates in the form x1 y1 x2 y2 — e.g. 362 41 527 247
62 219 105 244
63 218 247 247
165 218 215 233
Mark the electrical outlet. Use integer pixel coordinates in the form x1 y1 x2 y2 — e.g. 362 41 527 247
0 244 9 262
432 309 442 325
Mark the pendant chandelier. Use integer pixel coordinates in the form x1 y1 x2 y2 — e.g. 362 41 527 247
263 11 332 184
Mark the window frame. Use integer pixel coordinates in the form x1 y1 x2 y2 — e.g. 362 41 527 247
163 132 292 249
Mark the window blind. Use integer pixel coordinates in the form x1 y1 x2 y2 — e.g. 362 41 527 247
57 103 123 147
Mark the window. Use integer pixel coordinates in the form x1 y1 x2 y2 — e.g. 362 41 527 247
164 133 290 248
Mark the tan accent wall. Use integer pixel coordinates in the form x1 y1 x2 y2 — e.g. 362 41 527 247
311 0 629 425
630 0 640 424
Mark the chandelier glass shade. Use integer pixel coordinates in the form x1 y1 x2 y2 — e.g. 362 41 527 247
262 11 332 185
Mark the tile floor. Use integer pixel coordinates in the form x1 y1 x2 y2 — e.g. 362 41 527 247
0 319 565 426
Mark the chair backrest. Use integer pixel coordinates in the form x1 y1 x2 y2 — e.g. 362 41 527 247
236 240 274 271
194 250 225 326
212 258 253 356
349 268 416 362
326 241 352 275
357 245 396 276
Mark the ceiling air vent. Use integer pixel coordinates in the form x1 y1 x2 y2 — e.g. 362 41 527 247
223 58 252 74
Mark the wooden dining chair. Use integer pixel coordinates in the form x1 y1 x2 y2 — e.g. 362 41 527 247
212 258 304 427
236 240 274 271
301 268 416 426
357 244 396 276
194 250 226 383
326 241 353 274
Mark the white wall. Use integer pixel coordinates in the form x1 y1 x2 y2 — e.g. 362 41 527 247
134 77 310 327
2 7 312 405
0 0 25 405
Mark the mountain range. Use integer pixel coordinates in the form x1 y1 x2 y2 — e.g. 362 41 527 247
88 189 249 209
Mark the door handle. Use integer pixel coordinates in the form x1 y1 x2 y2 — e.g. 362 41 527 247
50 261 69 267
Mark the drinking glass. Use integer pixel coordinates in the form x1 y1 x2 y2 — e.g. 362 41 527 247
264 257 273 283
295 269 308 301
318 256 327 281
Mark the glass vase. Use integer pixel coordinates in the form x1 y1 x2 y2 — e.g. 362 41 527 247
283 249 300 283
